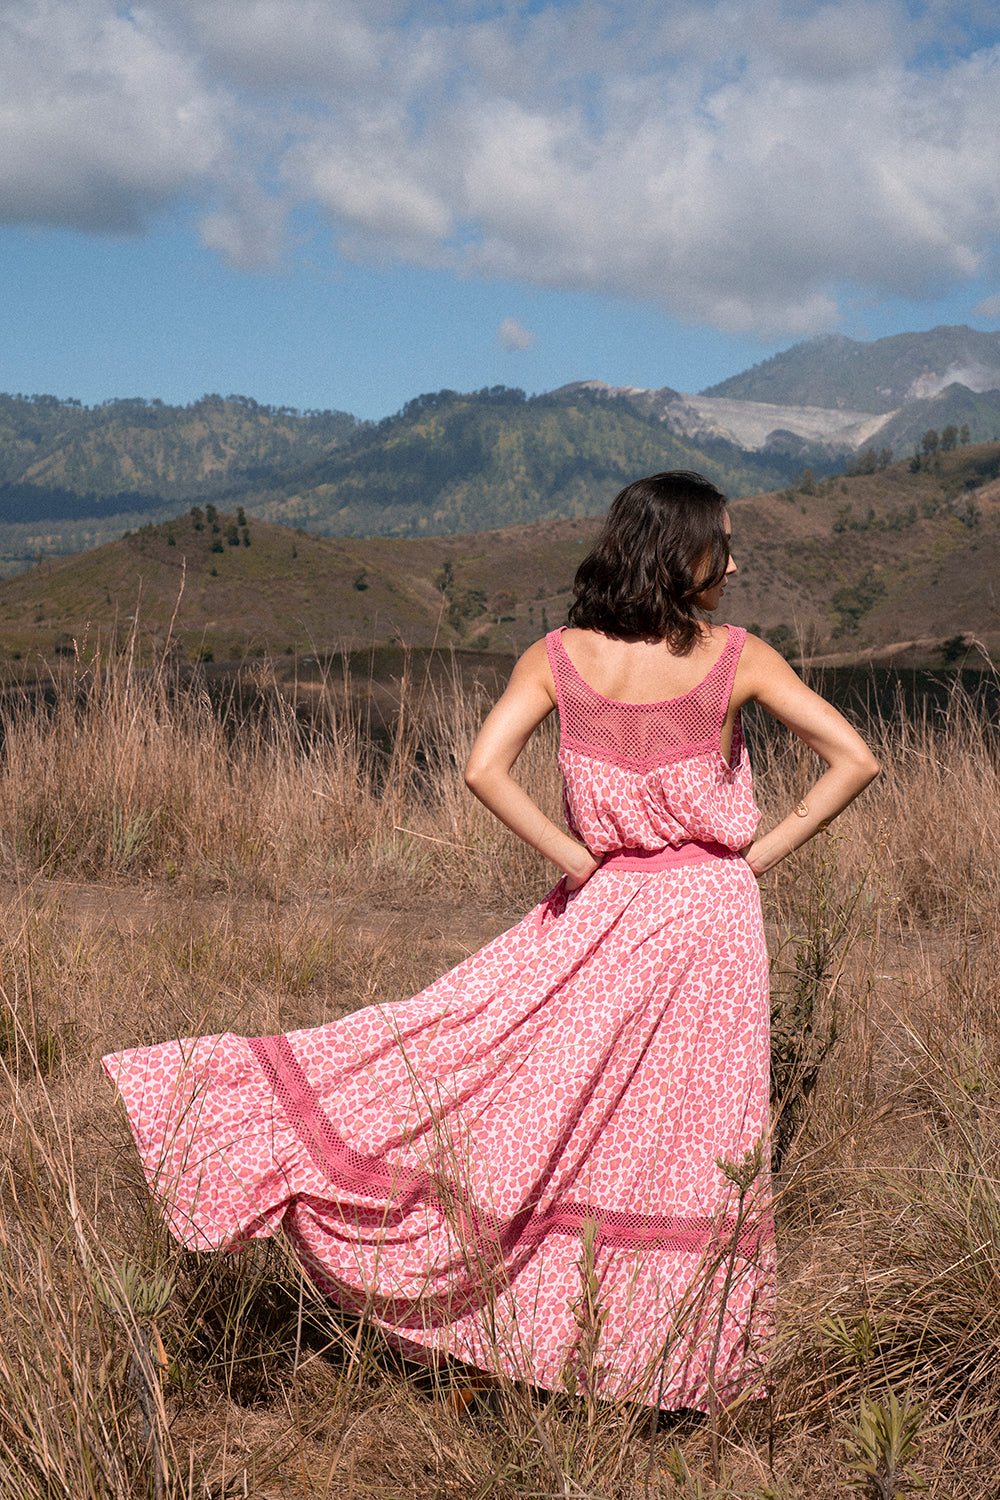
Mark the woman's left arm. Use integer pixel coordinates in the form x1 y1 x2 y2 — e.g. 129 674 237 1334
464 639 601 890
736 635 881 877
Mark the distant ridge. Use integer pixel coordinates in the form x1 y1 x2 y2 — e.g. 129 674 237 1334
702 325 1000 412
0 392 355 513
236 385 792 537
552 379 887 459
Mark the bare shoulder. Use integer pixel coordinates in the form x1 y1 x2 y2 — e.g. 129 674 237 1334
734 632 878 779
732 631 814 711
505 636 558 704
558 626 600 661
737 630 798 684
516 636 555 673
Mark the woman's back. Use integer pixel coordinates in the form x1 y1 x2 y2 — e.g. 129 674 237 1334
557 624 732 705
545 624 759 858
556 623 738 761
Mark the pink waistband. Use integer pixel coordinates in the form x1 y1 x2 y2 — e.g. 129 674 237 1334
597 840 740 873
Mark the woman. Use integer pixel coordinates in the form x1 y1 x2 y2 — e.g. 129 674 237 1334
104 471 878 1411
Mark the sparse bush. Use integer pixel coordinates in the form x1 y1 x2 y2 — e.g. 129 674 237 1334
843 1390 928 1498
447 587 487 632
833 571 885 635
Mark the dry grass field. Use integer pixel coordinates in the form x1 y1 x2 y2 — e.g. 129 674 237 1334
0 641 998 1498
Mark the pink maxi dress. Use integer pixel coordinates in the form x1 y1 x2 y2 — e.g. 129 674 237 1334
104 625 773 1409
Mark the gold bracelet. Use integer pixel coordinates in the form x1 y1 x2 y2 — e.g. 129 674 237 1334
794 802 832 832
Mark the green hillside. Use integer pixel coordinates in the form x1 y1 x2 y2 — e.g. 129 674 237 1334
5 335 1000 584
703 325 1000 413
0 502 602 664
871 384 1000 453
0 392 355 517
236 386 793 538
724 441 1000 662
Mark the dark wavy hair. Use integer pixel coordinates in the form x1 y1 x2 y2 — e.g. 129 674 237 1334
568 471 730 652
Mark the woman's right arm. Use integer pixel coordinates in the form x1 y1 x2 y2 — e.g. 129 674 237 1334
464 639 601 890
736 635 880 877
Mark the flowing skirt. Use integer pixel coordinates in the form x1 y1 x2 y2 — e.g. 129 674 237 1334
104 857 773 1408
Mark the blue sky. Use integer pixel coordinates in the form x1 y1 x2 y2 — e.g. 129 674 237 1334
3 0 1000 421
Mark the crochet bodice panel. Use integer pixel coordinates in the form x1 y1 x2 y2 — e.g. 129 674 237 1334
546 627 760 855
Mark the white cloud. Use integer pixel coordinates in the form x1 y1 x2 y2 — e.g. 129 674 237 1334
751 0 900 78
167 0 389 92
199 187 288 270
4 0 1000 336
498 317 537 351
0 0 226 233
289 139 453 244
974 292 1000 319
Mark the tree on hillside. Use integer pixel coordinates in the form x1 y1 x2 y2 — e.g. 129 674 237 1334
940 424 958 452
488 589 517 621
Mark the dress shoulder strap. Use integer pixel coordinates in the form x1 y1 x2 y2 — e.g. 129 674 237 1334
705 626 746 734
545 628 572 720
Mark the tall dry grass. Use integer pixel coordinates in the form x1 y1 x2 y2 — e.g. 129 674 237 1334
0 648 557 906
0 645 998 1495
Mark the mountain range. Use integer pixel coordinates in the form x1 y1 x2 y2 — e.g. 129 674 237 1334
2 324 999 575
560 326 1000 462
